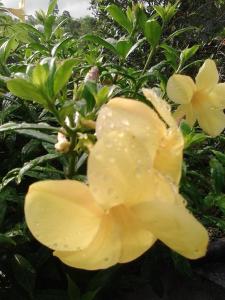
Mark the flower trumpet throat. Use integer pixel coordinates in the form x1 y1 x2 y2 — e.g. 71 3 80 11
25 89 209 270
167 59 225 137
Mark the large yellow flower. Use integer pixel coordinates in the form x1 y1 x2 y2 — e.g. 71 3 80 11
167 59 225 137
25 89 208 270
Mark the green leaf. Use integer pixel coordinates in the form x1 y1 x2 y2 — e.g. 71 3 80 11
16 129 57 144
210 158 225 193
180 121 192 136
215 194 225 214
0 234 16 246
212 150 225 166
82 289 100 300
144 20 162 47
0 37 18 64
67 275 80 300
47 0 58 16
180 45 199 65
95 86 111 106
7 78 47 105
115 40 132 58
0 122 59 133
107 4 132 34
165 27 196 41
54 58 77 95
32 64 49 86
17 153 60 183
12 254 36 296
44 15 55 39
51 37 74 57
82 34 117 55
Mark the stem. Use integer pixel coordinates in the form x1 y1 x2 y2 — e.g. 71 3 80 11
66 132 77 179
142 46 156 74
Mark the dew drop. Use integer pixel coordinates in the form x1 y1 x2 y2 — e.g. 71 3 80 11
122 119 130 126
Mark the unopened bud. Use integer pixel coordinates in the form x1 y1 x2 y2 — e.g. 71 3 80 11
84 67 99 82
55 132 71 153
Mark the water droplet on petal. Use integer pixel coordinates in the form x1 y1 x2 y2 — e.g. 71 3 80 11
122 119 130 126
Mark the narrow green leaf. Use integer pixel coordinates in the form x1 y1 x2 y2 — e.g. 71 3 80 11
16 129 57 144
67 275 81 300
12 254 36 296
210 158 225 193
180 45 199 65
54 58 77 95
47 0 58 16
0 37 18 64
115 40 132 58
17 153 60 183
144 20 162 47
165 27 196 41
107 4 132 33
0 234 16 246
212 150 225 166
51 37 74 57
82 34 117 54
0 122 59 133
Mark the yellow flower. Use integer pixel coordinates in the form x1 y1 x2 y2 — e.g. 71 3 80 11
6 0 25 21
167 59 225 137
25 90 208 270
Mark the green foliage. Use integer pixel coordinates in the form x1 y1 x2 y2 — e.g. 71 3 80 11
0 0 225 299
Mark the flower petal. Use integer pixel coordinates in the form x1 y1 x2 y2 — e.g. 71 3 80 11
154 128 184 185
167 74 196 104
209 83 225 109
143 88 176 127
173 105 186 121
96 98 166 149
184 103 197 127
111 205 156 263
25 180 103 251
197 107 225 137
195 59 219 91
131 173 209 259
88 131 154 209
54 213 121 270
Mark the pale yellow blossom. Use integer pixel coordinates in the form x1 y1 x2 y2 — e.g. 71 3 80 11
25 90 208 270
167 59 225 137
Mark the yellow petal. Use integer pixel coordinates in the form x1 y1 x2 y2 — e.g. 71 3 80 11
143 88 176 127
167 74 196 104
7 8 25 20
25 180 103 251
173 105 186 121
88 131 154 209
154 128 184 185
111 205 156 263
197 108 225 137
209 83 225 109
131 173 209 259
195 59 219 91
96 98 166 148
54 213 121 270
184 103 197 127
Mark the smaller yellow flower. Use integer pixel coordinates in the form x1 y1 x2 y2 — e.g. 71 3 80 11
6 0 25 21
167 59 225 136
